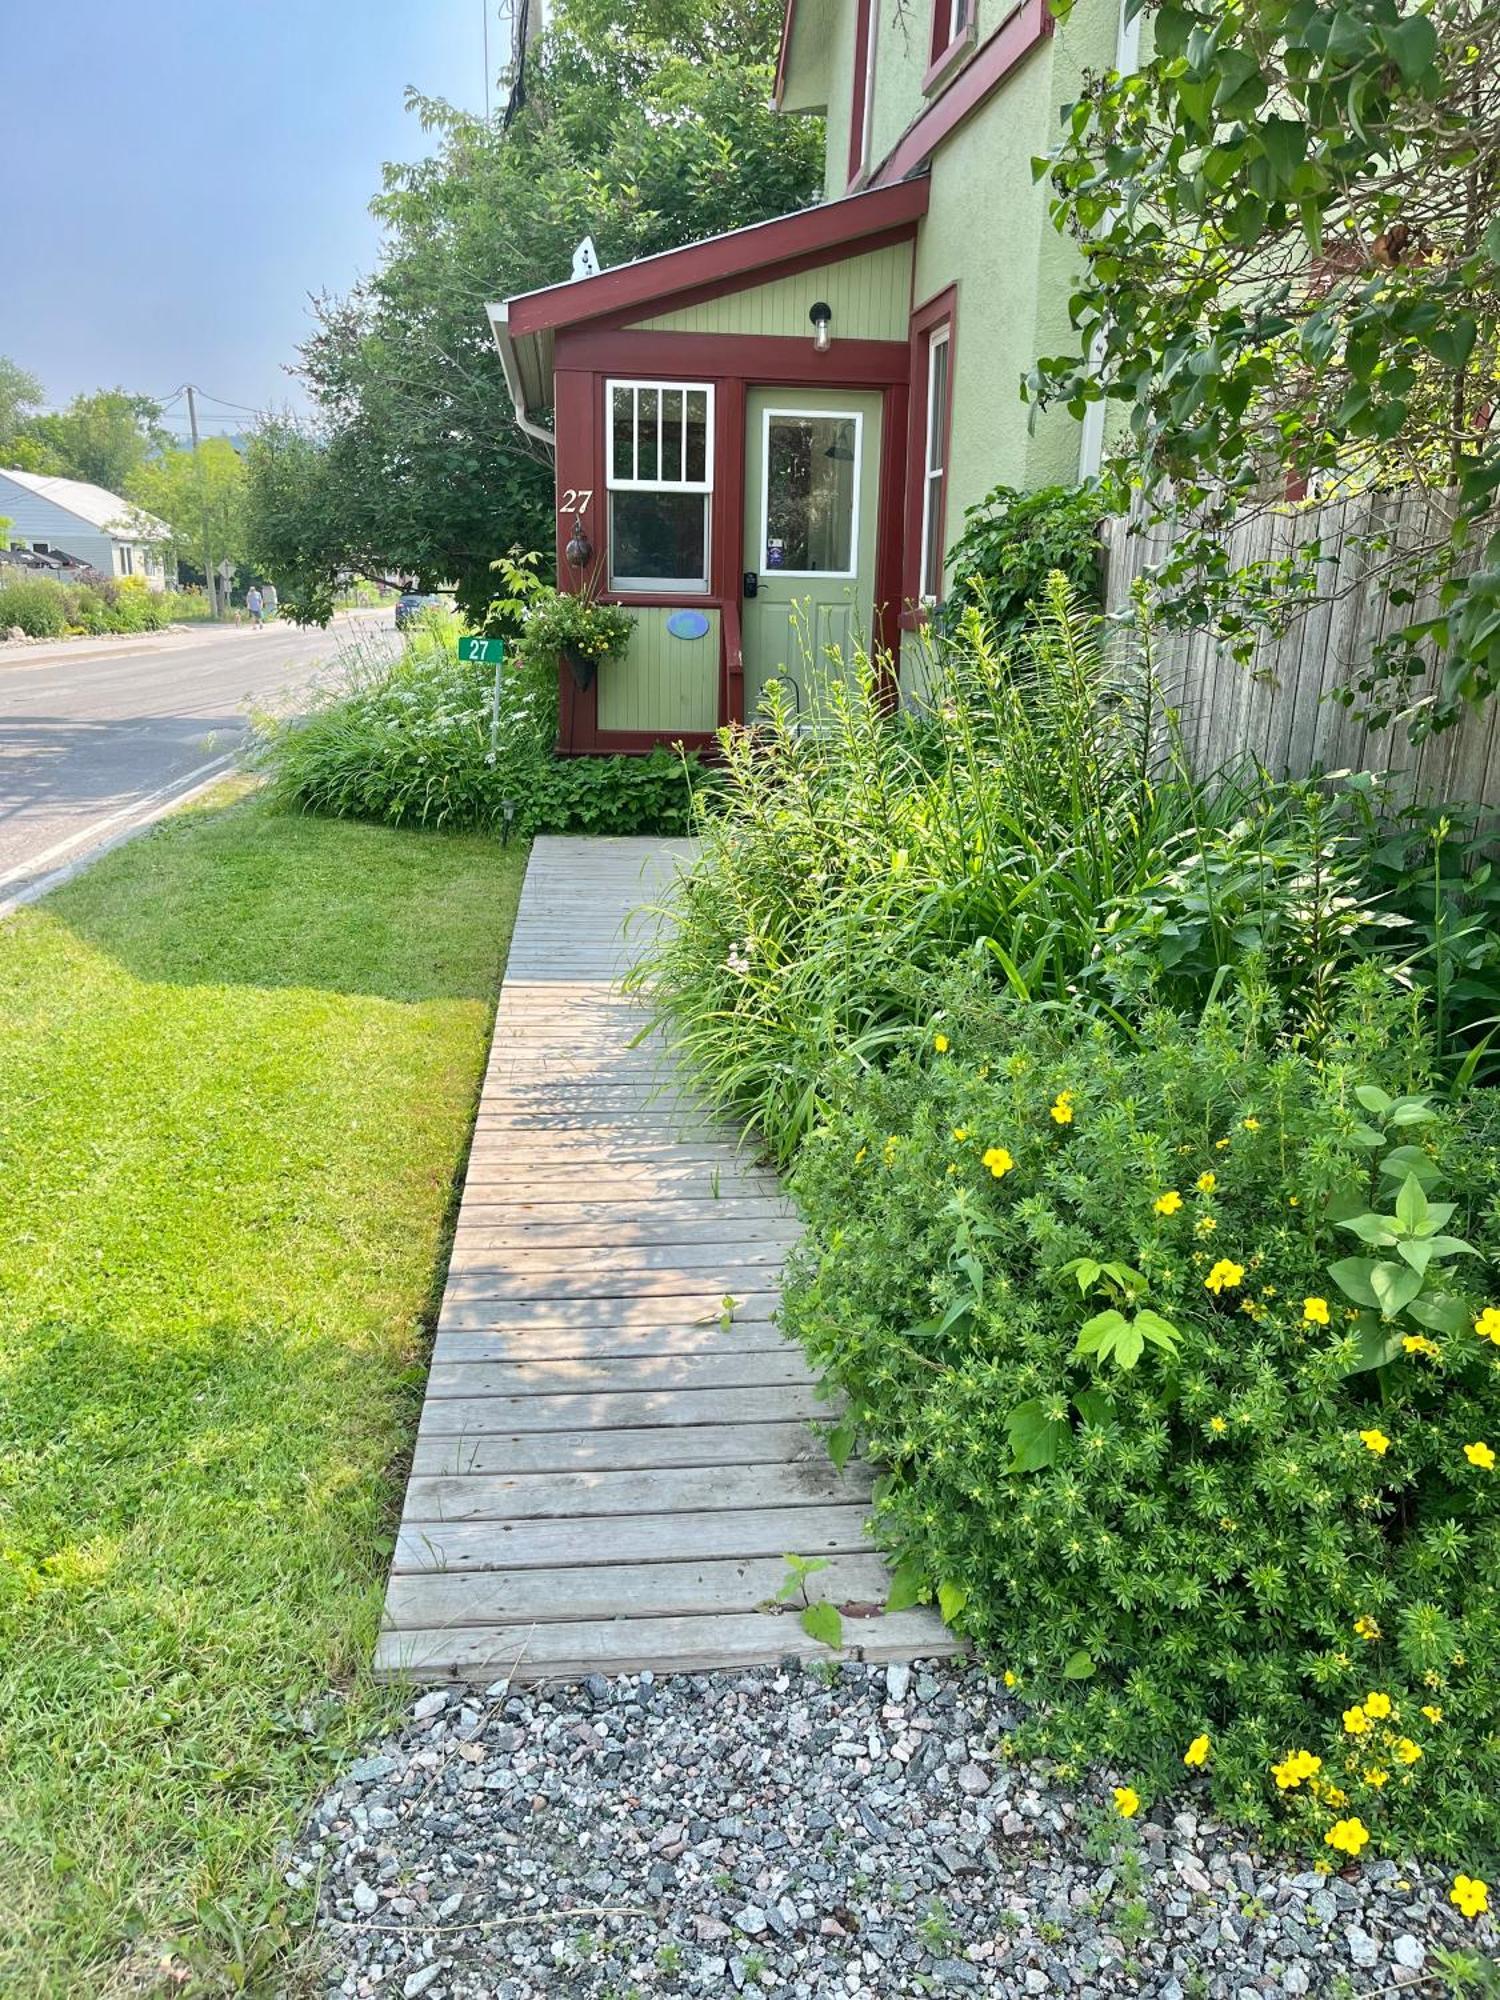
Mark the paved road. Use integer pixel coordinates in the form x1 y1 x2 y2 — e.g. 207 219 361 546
0 612 396 908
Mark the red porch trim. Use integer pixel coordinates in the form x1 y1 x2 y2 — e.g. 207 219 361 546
848 0 875 190
507 179 929 338
773 0 797 109
901 283 959 630
873 0 1053 186
554 328 911 384
874 378 910 674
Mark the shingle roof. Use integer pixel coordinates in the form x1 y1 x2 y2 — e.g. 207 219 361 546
0 466 168 539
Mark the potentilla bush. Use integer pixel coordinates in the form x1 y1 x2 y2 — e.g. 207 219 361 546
784 961 1500 1861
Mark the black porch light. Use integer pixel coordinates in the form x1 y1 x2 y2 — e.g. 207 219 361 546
809 300 833 353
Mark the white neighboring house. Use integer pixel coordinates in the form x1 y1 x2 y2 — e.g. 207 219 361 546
0 467 172 590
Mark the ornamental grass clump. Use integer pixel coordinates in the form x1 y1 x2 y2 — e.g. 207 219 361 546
782 964 1500 1858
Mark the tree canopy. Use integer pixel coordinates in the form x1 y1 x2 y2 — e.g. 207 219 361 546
6 388 168 493
243 0 822 624
1034 0 1500 729
126 437 248 579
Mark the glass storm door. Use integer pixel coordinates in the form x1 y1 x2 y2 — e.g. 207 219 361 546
741 387 882 719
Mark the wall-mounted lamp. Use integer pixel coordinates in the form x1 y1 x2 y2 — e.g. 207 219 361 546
809 301 833 353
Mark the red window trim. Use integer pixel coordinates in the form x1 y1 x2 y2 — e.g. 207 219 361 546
901 284 958 629
874 0 1053 187
924 0 977 93
848 0 875 191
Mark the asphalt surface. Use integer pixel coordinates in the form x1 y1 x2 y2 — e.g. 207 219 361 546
0 612 396 906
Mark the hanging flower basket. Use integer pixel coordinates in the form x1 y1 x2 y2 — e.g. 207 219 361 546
518 588 635 694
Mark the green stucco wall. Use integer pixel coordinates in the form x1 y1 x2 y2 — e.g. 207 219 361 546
820 3 861 201
630 242 912 342
598 606 721 735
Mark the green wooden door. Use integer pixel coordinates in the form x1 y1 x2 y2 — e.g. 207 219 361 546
741 387 883 719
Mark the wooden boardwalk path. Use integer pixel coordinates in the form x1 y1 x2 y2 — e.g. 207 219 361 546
376 835 956 1682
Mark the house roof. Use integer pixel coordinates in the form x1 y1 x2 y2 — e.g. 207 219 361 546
487 177 929 433
0 466 168 539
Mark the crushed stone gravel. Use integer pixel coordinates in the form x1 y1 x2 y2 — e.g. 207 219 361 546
287 1659 1495 1997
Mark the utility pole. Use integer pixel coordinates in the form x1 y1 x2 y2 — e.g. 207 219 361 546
186 384 218 617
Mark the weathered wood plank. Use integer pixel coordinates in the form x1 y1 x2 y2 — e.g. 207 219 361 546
412 1419 822 1478
450 1216 800 1252
392 1502 873 1574
414 1384 830 1436
437 1290 781 1332
401 1460 867 1523
383 1552 892 1630
424 1349 816 1400
433 1319 786 1364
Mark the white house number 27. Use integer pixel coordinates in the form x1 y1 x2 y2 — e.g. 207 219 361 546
558 488 594 514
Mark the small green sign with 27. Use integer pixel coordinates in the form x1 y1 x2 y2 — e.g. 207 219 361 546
458 636 505 665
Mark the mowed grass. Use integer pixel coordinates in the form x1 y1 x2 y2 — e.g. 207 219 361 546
0 789 525 1995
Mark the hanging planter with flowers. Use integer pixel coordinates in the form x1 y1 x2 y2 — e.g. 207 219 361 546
518 586 635 691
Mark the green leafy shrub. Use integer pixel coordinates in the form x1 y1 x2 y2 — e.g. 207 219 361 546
518 586 635 669
639 584 1385 1164
940 483 1103 645
0 579 67 638
251 616 708 836
783 964 1500 1858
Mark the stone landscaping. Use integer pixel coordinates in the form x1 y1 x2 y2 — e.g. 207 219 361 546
290 1661 1492 1998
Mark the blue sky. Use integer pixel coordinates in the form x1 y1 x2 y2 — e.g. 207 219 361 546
0 0 498 437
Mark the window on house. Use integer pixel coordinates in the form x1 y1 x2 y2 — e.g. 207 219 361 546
119 545 134 575
31 542 50 553
930 0 973 69
849 0 879 185
761 410 862 577
919 326 952 603
607 380 713 592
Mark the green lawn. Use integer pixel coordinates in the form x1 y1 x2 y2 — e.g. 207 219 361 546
0 789 525 1995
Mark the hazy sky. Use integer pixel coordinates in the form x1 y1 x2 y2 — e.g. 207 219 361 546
0 0 504 441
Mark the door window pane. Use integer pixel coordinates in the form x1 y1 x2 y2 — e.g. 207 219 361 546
763 413 860 575
609 491 710 590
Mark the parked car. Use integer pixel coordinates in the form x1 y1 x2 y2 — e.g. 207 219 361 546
395 592 444 630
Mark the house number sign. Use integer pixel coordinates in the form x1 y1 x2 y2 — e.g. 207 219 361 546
558 488 594 513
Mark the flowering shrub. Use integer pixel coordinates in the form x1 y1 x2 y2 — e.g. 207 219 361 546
782 964 1500 1857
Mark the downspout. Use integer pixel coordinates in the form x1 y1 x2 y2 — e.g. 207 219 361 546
487 301 556 452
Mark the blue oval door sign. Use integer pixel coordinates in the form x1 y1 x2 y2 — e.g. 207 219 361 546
666 609 711 641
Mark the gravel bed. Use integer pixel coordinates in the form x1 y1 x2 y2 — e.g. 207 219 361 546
288 1660 1493 1998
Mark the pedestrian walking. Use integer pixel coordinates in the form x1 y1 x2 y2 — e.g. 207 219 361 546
263 583 279 621
246 585 264 627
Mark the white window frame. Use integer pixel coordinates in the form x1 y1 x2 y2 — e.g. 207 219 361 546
758 405 864 582
947 0 970 40
605 378 714 594
919 326 952 604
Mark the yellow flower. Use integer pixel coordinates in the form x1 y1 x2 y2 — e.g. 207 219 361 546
1402 1334 1441 1358
1215 1137 1230 1150
1451 1875 1490 1921
1325 1816 1370 1859
1113 1785 1140 1819
1195 1215 1218 1236
983 1145 1015 1180
1288 1195 1300 1207
1242 1116 1261 1131
1205 1259 1245 1294
854 1146 867 1164
1359 1429 1390 1457
1362 1691 1392 1720
933 1032 950 1053
1184 1734 1211 1768
1196 1171 1217 1195
1154 1190 1183 1216
1464 1441 1496 1470
1321 1784 1349 1808
883 1136 902 1166
1421 1705 1442 1724
1050 1091 1075 1126
1343 1705 1371 1736
1209 1416 1228 1435
1354 1616 1381 1642
1003 1669 1018 1689
1272 1749 1322 1790
1394 1736 1422 1765
952 1127 970 1142
1474 1307 1500 1345
1303 1297 1331 1326
1363 1768 1389 1789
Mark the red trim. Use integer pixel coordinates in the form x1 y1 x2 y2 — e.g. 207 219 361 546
848 0 874 190
922 16 977 95
558 728 720 758
773 0 796 109
507 180 929 337
590 223 919 334
555 328 911 384
874 0 1052 186
873 379 909 683
901 284 958 629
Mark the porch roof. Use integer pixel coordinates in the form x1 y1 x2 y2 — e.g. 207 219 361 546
486 176 928 441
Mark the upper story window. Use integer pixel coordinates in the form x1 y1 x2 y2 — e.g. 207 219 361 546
848 0 879 188
919 325 952 603
927 0 976 87
606 380 713 594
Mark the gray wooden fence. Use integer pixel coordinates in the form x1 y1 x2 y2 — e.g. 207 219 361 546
1101 493 1500 808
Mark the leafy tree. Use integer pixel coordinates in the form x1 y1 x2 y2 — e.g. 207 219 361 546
16 389 168 494
1034 0 1500 730
246 0 823 624
126 437 247 583
0 356 43 449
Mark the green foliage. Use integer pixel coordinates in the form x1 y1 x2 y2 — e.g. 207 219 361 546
940 483 1103 645
1035 0 1500 729
9 386 168 492
244 0 821 622
252 615 708 837
518 585 636 665
781 967 1500 1858
0 353 43 447
0 573 209 639
0 578 67 638
637 583 1391 1165
126 435 248 576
